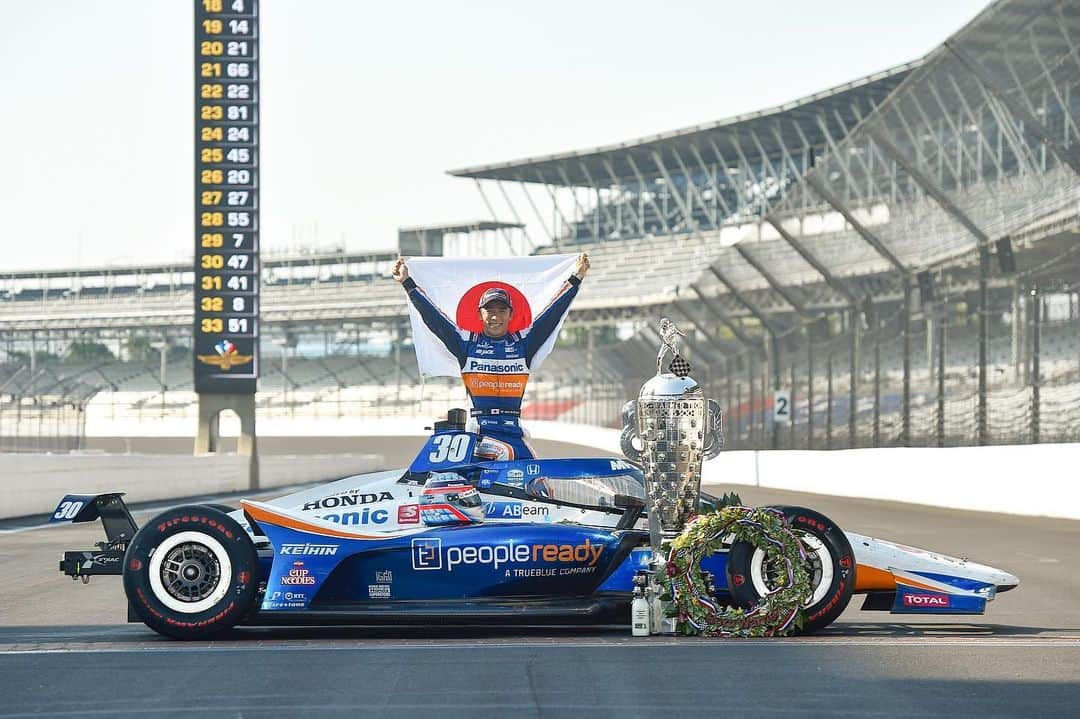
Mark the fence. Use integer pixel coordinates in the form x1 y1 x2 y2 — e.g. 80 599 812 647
0 365 99 452
697 293 1080 450
26 293 1080 452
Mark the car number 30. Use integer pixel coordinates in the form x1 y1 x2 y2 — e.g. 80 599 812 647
428 434 470 463
53 500 84 520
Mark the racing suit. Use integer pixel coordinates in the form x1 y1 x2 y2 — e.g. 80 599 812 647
402 274 581 460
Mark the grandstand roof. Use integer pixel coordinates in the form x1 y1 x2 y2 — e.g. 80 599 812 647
1 250 398 281
448 60 920 186
397 220 524 234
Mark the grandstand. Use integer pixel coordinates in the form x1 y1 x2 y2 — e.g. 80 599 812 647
1 0 1077 451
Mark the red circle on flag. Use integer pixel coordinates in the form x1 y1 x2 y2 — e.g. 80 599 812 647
455 282 532 334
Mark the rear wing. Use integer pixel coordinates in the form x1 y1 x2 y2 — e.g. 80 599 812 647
50 494 138 582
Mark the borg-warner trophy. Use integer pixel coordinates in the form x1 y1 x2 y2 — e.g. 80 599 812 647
621 319 723 634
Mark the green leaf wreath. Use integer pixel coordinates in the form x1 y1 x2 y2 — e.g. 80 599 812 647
656 503 813 637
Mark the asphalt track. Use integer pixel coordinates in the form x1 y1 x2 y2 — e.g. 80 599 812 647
1 441 1078 717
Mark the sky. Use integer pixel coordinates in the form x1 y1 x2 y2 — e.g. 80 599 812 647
0 0 992 271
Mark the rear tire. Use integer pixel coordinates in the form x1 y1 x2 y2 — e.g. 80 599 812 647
123 505 258 640
726 506 855 634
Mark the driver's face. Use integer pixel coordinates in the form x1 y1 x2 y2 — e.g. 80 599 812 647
479 303 512 338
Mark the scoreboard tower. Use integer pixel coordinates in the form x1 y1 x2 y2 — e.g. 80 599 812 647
193 0 259 486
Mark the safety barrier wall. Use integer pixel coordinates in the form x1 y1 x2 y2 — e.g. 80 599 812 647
703 444 1080 521
0 452 382 521
5 412 1076 520
525 424 1080 520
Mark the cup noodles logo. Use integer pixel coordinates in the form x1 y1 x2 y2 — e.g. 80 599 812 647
902 593 950 608
281 561 316 586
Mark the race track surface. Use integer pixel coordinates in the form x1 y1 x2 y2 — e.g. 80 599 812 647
2 476 1078 717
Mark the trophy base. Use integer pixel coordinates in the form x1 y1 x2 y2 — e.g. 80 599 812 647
647 553 677 636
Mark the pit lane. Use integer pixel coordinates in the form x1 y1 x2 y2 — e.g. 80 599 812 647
1 446 1078 717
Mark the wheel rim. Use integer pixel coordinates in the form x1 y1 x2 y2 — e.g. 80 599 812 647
748 533 834 607
147 531 233 614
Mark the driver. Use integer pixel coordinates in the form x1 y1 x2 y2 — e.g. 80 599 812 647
393 253 590 461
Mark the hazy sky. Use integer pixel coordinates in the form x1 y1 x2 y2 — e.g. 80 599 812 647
0 0 991 271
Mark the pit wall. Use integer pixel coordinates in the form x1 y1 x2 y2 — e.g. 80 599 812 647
9 416 1078 521
0 453 382 521
528 424 1079 521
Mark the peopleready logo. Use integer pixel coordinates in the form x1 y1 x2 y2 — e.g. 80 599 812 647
411 537 603 572
464 358 526 374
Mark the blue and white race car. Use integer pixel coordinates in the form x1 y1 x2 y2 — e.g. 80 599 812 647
52 413 1019 639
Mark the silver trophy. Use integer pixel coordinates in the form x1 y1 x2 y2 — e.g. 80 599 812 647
621 319 723 633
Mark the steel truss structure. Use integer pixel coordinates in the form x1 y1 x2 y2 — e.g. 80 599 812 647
1 0 1077 450
450 0 1080 447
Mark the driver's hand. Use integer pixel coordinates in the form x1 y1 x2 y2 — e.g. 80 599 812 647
392 257 409 284
574 252 591 280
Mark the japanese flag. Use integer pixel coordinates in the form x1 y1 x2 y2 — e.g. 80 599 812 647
404 255 578 378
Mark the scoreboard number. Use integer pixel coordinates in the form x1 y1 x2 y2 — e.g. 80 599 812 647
194 0 258 393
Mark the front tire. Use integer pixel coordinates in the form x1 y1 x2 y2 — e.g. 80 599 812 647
726 506 855 634
123 505 258 640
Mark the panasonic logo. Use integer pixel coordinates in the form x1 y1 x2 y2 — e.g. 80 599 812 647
465 359 526 373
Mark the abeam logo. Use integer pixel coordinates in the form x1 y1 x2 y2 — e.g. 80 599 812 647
484 501 550 520
280 543 338 556
902 593 951 608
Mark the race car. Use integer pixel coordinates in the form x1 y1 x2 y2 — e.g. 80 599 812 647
51 410 1019 639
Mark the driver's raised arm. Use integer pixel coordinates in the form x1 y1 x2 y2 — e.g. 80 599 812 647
523 253 590 364
393 257 467 364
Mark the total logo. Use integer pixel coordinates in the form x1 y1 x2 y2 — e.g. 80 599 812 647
484 501 550 520
318 507 389 526
902 593 951 608
411 537 604 572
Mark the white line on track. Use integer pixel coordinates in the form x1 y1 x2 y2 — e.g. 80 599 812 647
2 637 1078 654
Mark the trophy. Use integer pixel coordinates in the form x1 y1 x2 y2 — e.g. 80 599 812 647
621 319 723 634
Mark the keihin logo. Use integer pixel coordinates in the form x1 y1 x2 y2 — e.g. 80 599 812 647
464 359 526 373
280 543 339 556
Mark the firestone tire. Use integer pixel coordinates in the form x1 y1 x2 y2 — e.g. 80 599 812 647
726 506 855 635
123 505 258 640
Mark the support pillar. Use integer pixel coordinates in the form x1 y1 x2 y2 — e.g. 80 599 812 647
1031 285 1041 444
902 278 912 446
849 307 859 448
937 316 946 448
826 353 833 450
196 393 259 490
807 338 815 450
977 249 989 445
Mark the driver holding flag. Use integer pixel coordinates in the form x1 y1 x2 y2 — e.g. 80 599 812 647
393 253 590 461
